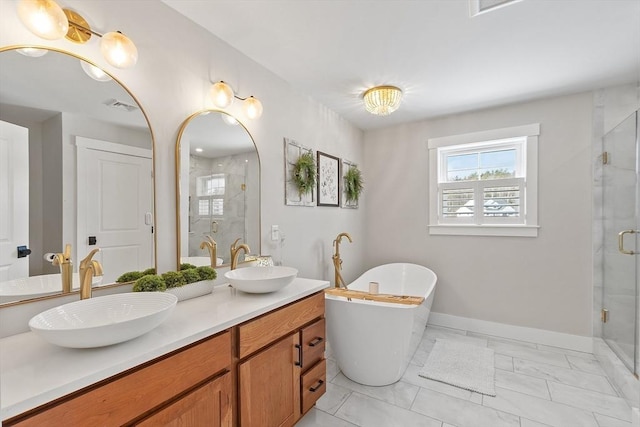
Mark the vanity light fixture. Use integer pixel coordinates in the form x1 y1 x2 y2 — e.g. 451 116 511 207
16 47 48 57
363 85 403 116
16 0 138 69
210 80 263 120
221 114 239 126
80 61 112 82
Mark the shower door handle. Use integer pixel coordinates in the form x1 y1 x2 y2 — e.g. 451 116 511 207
618 230 639 255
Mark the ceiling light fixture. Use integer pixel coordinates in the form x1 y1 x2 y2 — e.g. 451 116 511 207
363 85 403 116
16 0 138 69
210 80 263 120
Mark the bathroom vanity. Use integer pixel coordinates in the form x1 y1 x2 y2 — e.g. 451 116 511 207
0 278 328 426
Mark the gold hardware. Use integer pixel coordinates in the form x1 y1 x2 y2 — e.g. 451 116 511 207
230 238 250 270
51 244 73 293
210 221 218 234
618 230 638 255
602 151 609 165
79 248 103 299
601 308 609 323
200 236 218 267
332 232 353 289
241 183 246 191
63 9 92 43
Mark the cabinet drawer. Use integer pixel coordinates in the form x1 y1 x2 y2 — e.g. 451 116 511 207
6 331 232 427
301 318 325 370
301 359 326 415
238 292 324 359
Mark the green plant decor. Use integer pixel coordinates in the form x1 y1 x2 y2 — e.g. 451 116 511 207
292 152 316 196
133 274 166 292
180 269 201 284
142 267 156 276
180 263 197 270
116 270 145 283
344 166 364 204
196 266 217 281
162 271 187 289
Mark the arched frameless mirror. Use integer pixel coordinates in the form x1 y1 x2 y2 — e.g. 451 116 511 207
0 47 156 305
176 110 260 269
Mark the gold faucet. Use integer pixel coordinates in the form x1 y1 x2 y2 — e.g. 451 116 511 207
333 232 352 289
200 235 218 267
52 244 73 293
79 248 103 299
230 238 250 270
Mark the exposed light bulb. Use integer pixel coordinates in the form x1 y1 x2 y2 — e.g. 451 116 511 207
100 31 138 69
195 148 203 153
243 96 263 120
210 81 234 108
16 47 48 57
17 0 69 40
80 60 112 82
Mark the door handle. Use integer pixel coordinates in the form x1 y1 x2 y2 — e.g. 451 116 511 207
17 245 32 258
618 230 639 255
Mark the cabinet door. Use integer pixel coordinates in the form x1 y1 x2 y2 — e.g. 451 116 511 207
135 372 232 427
239 333 301 427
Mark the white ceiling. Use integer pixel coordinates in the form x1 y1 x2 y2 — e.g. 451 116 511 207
163 0 640 131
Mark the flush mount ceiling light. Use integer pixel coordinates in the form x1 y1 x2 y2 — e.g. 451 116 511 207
363 85 403 116
16 0 138 69
210 81 263 120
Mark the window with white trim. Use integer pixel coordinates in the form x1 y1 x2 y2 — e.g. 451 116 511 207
196 173 225 217
428 124 539 237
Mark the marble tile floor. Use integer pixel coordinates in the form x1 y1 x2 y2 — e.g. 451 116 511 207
297 325 633 427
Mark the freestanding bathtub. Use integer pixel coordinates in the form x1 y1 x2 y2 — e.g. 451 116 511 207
325 263 437 386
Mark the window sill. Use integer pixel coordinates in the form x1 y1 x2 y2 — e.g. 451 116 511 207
428 224 539 237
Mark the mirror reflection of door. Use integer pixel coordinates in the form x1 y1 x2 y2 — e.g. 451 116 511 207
0 120 29 281
178 111 260 268
77 137 154 284
0 48 155 304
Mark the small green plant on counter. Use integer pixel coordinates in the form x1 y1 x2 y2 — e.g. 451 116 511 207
196 266 216 281
180 263 197 270
344 165 364 204
142 267 156 276
116 270 145 283
162 271 186 289
127 265 217 293
180 268 201 284
133 274 166 292
292 151 316 196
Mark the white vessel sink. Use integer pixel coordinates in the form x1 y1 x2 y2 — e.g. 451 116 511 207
0 274 103 303
29 292 177 348
225 266 298 294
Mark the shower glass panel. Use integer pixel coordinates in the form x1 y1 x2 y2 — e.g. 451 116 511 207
602 110 639 375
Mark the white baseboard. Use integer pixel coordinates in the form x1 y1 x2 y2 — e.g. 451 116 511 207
428 312 593 353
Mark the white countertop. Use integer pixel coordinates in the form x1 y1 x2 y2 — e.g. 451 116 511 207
0 277 329 421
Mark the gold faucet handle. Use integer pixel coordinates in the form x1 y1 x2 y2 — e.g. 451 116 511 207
231 237 242 252
52 244 73 266
80 248 101 267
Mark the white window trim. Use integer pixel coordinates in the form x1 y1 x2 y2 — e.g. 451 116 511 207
428 123 539 237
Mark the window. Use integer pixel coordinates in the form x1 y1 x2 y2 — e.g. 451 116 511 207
196 174 225 217
428 124 539 237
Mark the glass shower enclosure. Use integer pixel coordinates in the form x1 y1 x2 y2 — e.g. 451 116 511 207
602 110 640 376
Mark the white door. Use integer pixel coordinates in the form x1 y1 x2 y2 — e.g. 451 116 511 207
0 120 29 281
77 137 153 284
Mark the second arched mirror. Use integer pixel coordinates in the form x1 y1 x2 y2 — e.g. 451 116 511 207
176 111 260 269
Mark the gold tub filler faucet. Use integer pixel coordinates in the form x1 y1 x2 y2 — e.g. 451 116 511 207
333 232 352 289
230 238 251 270
79 248 103 299
52 244 73 293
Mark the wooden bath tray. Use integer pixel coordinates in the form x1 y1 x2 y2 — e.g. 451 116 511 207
324 288 424 305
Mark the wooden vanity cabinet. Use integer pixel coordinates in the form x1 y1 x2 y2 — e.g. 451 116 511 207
236 291 326 426
4 331 232 427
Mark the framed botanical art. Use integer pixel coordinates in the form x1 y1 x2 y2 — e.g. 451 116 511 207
341 159 363 209
317 151 340 207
